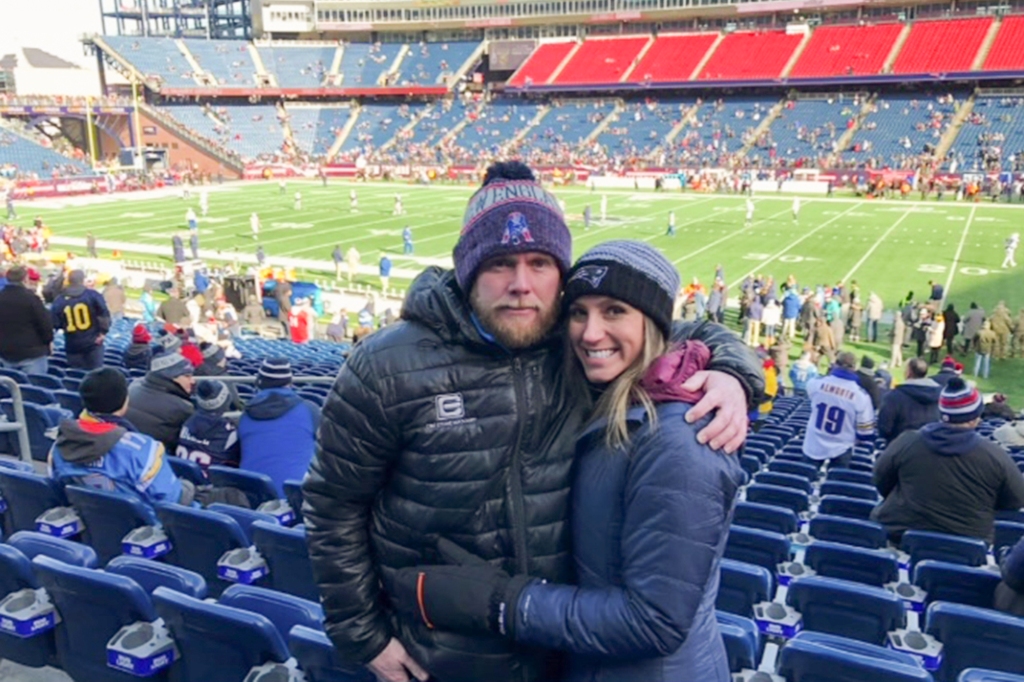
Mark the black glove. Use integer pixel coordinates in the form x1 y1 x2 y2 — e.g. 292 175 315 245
393 539 533 638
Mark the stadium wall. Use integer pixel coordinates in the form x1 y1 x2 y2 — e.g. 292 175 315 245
134 110 243 178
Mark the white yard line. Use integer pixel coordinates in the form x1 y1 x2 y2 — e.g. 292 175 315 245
841 208 914 282
671 203 801 263
941 204 977 306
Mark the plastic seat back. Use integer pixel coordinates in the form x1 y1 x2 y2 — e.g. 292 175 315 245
717 558 773 618
0 469 68 534
219 584 322 644
732 501 799 536
913 560 1001 610
106 556 207 599
32 555 164 682
8 531 98 568
754 471 814 495
786 575 905 645
818 495 876 521
767 459 820 482
252 520 318 601
26 375 63 391
993 521 1024 554
152 586 291 682
207 466 280 509
745 483 810 515
808 514 887 549
205 503 279 544
716 611 760 674
0 543 54 668
65 485 157 565
166 456 207 486
724 526 791 576
289 625 376 682
819 480 881 502
777 630 933 682
925 602 1024 682
155 504 249 597
826 467 874 486
53 390 84 415
804 541 899 587
901 530 988 568
958 670 1024 682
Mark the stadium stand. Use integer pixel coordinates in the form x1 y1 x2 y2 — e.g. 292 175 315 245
789 23 903 78
257 44 335 87
949 96 1024 173
625 33 718 83
697 30 803 81
507 41 576 87
892 18 993 74
453 100 543 157
983 16 1024 71
0 130 89 175
523 99 616 157
340 103 426 155
550 36 650 85
337 42 402 87
842 93 958 169
408 98 479 146
184 39 256 87
100 35 198 86
594 98 690 160
395 41 478 86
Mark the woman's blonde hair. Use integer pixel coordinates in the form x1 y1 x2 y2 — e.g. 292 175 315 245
566 316 668 450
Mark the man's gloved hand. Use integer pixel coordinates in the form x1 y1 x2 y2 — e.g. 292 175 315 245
392 540 533 637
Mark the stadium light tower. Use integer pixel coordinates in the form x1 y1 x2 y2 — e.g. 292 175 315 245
98 0 252 40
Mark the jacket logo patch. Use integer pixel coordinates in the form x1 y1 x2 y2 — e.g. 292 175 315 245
435 393 466 421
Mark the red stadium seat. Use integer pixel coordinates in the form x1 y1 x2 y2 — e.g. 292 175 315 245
891 18 992 74
697 30 803 81
625 33 718 83
790 24 903 78
552 36 650 85
982 16 1024 71
508 42 576 87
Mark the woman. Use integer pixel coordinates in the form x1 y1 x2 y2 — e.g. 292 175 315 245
928 312 945 364
395 241 745 681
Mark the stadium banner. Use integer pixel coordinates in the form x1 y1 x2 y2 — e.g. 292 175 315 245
8 175 109 200
159 86 448 98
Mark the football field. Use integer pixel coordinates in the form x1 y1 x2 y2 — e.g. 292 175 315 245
33 179 1022 314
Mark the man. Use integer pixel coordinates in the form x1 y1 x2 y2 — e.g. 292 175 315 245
274 277 292 332
745 197 755 227
186 207 198 232
239 359 319 496
790 348 819 395
974 320 997 379
52 270 110 370
125 349 195 455
350 189 358 212
891 311 905 368
1003 232 1019 268
157 286 190 328
177 379 240 473
877 358 940 442
189 232 200 261
379 254 392 292
199 188 209 217
856 355 882 409
792 195 800 224
102 277 127 326
871 378 1024 543
0 265 53 376
666 210 676 237
927 280 944 306
403 226 413 254
990 302 1013 360
332 245 343 279
49 367 196 512
294 191 302 211
303 162 761 682
256 245 266 268
172 234 186 263
346 245 360 285
930 355 960 390
86 233 98 258
781 288 801 341
866 292 883 343
393 194 403 216
251 212 261 240
802 351 875 468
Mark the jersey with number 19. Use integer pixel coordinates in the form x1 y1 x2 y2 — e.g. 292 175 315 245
802 368 876 461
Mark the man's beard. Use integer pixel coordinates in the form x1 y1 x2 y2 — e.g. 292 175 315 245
471 295 560 350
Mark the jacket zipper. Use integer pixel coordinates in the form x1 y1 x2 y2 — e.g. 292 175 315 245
507 357 529 576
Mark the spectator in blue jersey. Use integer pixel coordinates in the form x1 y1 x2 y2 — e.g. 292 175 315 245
781 288 801 341
379 253 392 291
403 226 414 254
123 324 154 372
789 348 819 395
139 283 158 324
52 270 111 369
177 379 240 474
239 358 319 496
49 367 196 510
802 351 876 469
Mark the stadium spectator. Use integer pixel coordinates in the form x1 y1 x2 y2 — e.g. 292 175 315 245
123 324 153 372
139 283 158 324
0 265 53 376
177 379 240 473
927 313 946 363
50 368 196 510
877 358 940 442
157 286 190 327
942 304 960 355
102 277 126 326
995 535 1024 616
175 328 203 368
991 302 1013 360
302 161 758 682
871 378 1024 544
930 356 960 389
789 348 819 396
973 320 997 379
238 358 318 495
391 242 744 682
984 393 1017 421
866 292 884 343
195 341 240 410
126 349 195 454
274 277 292 331
855 355 882 409
802 351 875 469
891 309 905 368
52 270 110 370
961 302 985 354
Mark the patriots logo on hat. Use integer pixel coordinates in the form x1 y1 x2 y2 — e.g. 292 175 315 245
501 212 534 246
569 265 608 288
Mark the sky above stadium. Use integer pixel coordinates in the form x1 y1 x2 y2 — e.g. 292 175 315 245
2 0 103 68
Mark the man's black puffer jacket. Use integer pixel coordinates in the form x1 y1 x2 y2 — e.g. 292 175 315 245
302 267 763 682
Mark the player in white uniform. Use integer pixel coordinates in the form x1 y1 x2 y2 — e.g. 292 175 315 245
393 194 404 216
745 198 755 227
250 212 260 240
294 191 302 211
666 211 676 237
802 352 876 468
1002 232 1019 268
792 196 800 224
600 194 608 221
558 198 567 215
350 189 358 212
199 189 209 217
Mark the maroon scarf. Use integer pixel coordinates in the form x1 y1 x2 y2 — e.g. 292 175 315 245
638 341 711 404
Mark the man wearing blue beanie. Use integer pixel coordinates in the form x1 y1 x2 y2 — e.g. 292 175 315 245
304 161 764 682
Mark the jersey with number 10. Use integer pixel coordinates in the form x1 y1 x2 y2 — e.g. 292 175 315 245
802 370 875 461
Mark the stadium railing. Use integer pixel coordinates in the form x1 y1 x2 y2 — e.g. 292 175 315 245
0 377 34 464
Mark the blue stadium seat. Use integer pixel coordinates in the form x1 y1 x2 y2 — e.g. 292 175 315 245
16 385 57 407
733 501 799 535
804 541 899 587
53 390 84 415
26 374 63 391
0 400 61 461
152 586 293 682
777 631 933 682
745 483 810 515
718 558 773 617
901 530 988 568
818 495 877 521
166 455 207 485
827 468 875 486
0 543 55 668
925 602 1024 682
741 455 761 477
996 509 1024 525
819 480 881 502
7 531 98 567
155 503 253 597
767 459 820 482
32 555 169 682
913 560 1001 609
207 465 280 509
993 521 1024 553
716 611 761 674
218 583 322 643
958 670 1024 682
0 469 69 533
808 514 887 549
289 625 376 682
754 471 814 495
0 367 30 384
205 503 279 543
724 526 791 575
105 556 207 598
62 377 81 393
65 485 158 565
252 520 318 601
786 575 906 645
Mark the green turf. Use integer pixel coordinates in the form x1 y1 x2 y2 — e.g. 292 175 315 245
25 179 1024 400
